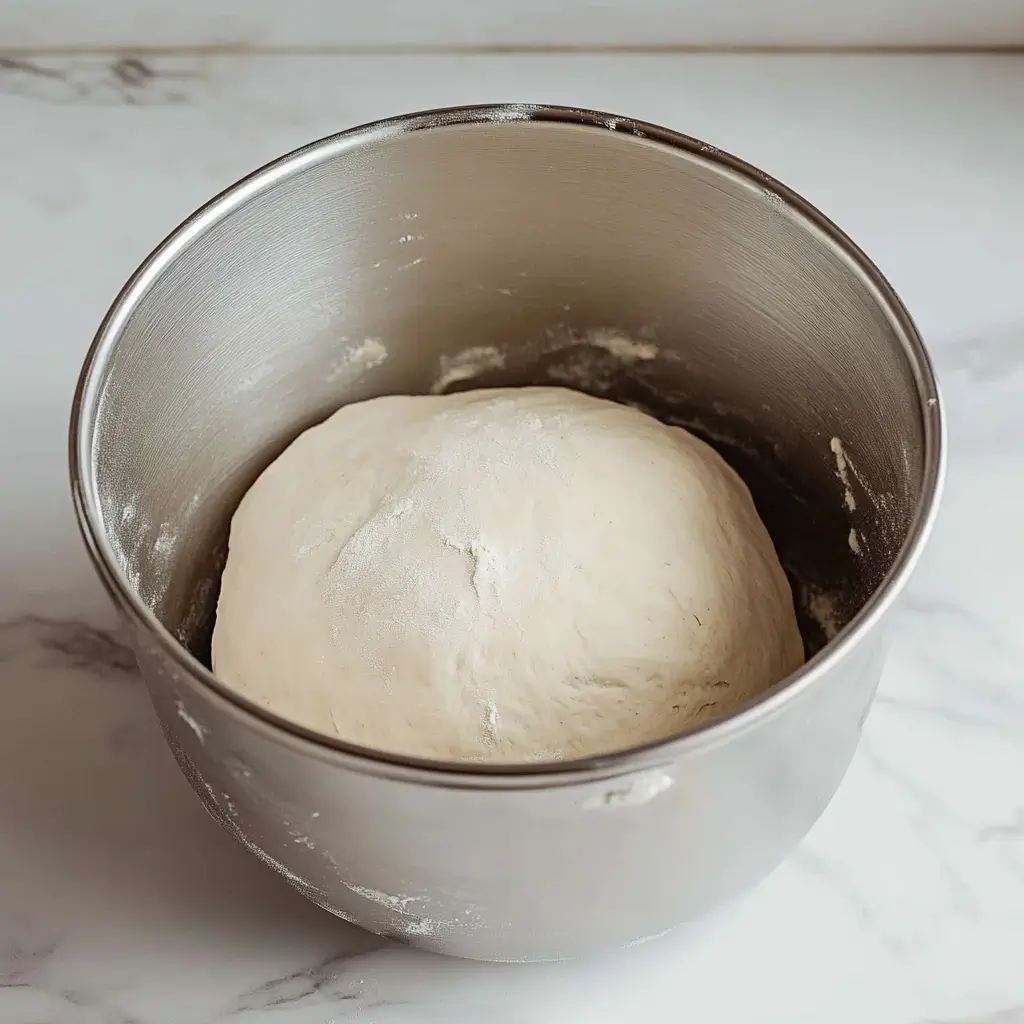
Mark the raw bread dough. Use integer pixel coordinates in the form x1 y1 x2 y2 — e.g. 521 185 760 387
212 386 804 762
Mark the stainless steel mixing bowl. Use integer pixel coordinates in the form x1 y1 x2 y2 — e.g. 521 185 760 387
70 104 944 962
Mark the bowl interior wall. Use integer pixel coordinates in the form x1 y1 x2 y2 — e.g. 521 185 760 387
86 118 927 676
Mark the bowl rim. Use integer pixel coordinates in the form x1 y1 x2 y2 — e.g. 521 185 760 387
69 102 946 784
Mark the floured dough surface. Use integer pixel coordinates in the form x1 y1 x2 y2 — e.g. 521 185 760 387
212 386 804 762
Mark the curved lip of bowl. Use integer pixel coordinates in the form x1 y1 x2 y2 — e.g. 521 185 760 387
69 102 946 785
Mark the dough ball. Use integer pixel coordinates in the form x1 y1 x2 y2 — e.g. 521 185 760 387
212 386 804 762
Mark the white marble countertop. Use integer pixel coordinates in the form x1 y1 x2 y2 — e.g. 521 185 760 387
1 52 1023 1023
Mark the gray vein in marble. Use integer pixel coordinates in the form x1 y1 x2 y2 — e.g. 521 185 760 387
979 810 1024 842
858 740 1005 927
0 56 64 80
898 597 1020 662
931 329 1024 455
875 694 1024 742
907 813 981 920
860 741 972 829
886 605 1024 733
923 1009 1024 1024
882 661 1024 735
0 54 203 106
0 983 142 1024
0 934 141 1024
898 595 978 626
0 614 137 677
979 812 1024 887
938 330 1024 384
228 950 365 1014
224 945 414 1021
0 937 58 986
791 846 909 955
